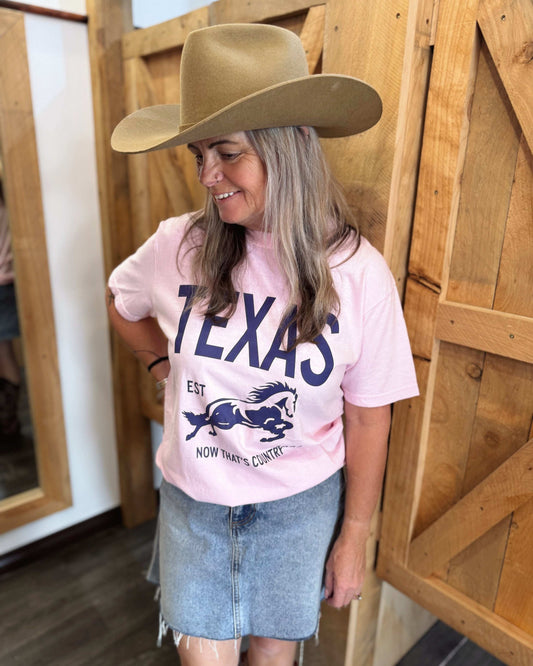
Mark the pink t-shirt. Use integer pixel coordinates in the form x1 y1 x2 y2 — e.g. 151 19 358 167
109 214 418 505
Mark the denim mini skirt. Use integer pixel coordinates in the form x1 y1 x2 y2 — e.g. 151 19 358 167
147 470 344 643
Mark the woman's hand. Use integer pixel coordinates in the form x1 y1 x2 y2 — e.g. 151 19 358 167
324 519 369 607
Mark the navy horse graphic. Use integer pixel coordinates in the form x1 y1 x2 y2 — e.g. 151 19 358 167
182 382 298 443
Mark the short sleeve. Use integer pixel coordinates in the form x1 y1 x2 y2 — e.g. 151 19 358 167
108 231 157 322
341 275 419 407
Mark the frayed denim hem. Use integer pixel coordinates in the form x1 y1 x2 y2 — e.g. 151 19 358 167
153 585 319 666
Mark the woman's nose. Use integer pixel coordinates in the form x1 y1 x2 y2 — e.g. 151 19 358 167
198 157 222 188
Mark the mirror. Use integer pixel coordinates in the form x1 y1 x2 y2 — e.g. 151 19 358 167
0 151 39 500
0 8 71 533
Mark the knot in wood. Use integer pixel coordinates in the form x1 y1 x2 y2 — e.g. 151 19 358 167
466 363 482 380
515 41 533 65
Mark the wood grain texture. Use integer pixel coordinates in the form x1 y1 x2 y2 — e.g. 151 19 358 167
409 439 533 576
446 352 533 605
493 135 533 316
403 277 440 361
445 41 521 307
122 7 209 58
377 559 533 664
495 498 533 632
408 0 480 285
299 4 325 73
322 0 409 251
412 343 484 536
379 358 431 565
383 0 435 293
477 0 533 151
446 519 511 609
87 0 156 527
435 303 533 363
379 0 533 656
208 0 321 25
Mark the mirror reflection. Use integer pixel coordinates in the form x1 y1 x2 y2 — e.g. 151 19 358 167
0 152 39 500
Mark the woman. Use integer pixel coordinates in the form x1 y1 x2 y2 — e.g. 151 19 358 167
108 23 418 666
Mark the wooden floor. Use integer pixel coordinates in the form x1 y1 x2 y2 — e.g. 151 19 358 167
0 519 503 665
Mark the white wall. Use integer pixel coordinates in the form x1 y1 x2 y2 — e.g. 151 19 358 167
133 0 206 27
0 6 118 554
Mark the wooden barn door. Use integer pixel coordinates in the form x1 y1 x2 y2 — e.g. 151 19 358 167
377 0 533 663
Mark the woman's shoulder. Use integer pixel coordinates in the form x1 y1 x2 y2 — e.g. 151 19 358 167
156 211 199 237
331 234 391 277
331 234 397 307
151 211 204 251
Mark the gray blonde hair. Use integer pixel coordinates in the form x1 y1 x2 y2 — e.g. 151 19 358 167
182 126 359 347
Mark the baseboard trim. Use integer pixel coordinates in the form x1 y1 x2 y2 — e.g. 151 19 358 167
0 507 122 574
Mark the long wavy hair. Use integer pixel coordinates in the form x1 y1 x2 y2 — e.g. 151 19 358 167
180 126 360 347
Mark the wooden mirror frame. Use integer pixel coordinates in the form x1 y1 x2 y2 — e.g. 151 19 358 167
0 8 71 533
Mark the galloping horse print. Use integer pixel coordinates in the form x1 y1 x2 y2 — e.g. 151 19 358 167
182 382 298 443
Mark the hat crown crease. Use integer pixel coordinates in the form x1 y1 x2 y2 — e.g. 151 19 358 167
179 25 308 130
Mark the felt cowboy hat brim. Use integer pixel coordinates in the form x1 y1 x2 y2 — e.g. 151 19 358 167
111 23 382 154
112 75 382 154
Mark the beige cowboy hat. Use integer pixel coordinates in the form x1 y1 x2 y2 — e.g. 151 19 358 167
111 23 382 154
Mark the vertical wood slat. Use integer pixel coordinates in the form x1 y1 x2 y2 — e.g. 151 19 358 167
323 0 410 252
380 0 481 563
446 40 521 308
319 2 438 663
87 0 156 527
412 343 484 536
299 4 325 73
493 135 533 316
408 0 480 286
383 0 436 292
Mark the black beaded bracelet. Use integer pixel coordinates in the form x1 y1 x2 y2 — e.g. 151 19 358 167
147 356 169 372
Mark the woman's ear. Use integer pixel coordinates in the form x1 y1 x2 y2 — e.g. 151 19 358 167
297 126 310 138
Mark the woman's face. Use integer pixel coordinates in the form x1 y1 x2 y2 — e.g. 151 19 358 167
187 132 267 231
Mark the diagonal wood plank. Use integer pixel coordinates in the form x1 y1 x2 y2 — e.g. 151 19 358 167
408 438 533 577
299 4 325 73
122 7 209 59
209 0 321 25
477 0 533 151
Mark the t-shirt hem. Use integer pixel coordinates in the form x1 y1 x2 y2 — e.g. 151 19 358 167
158 464 345 507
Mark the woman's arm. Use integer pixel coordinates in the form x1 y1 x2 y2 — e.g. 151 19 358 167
324 401 391 608
106 287 170 382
